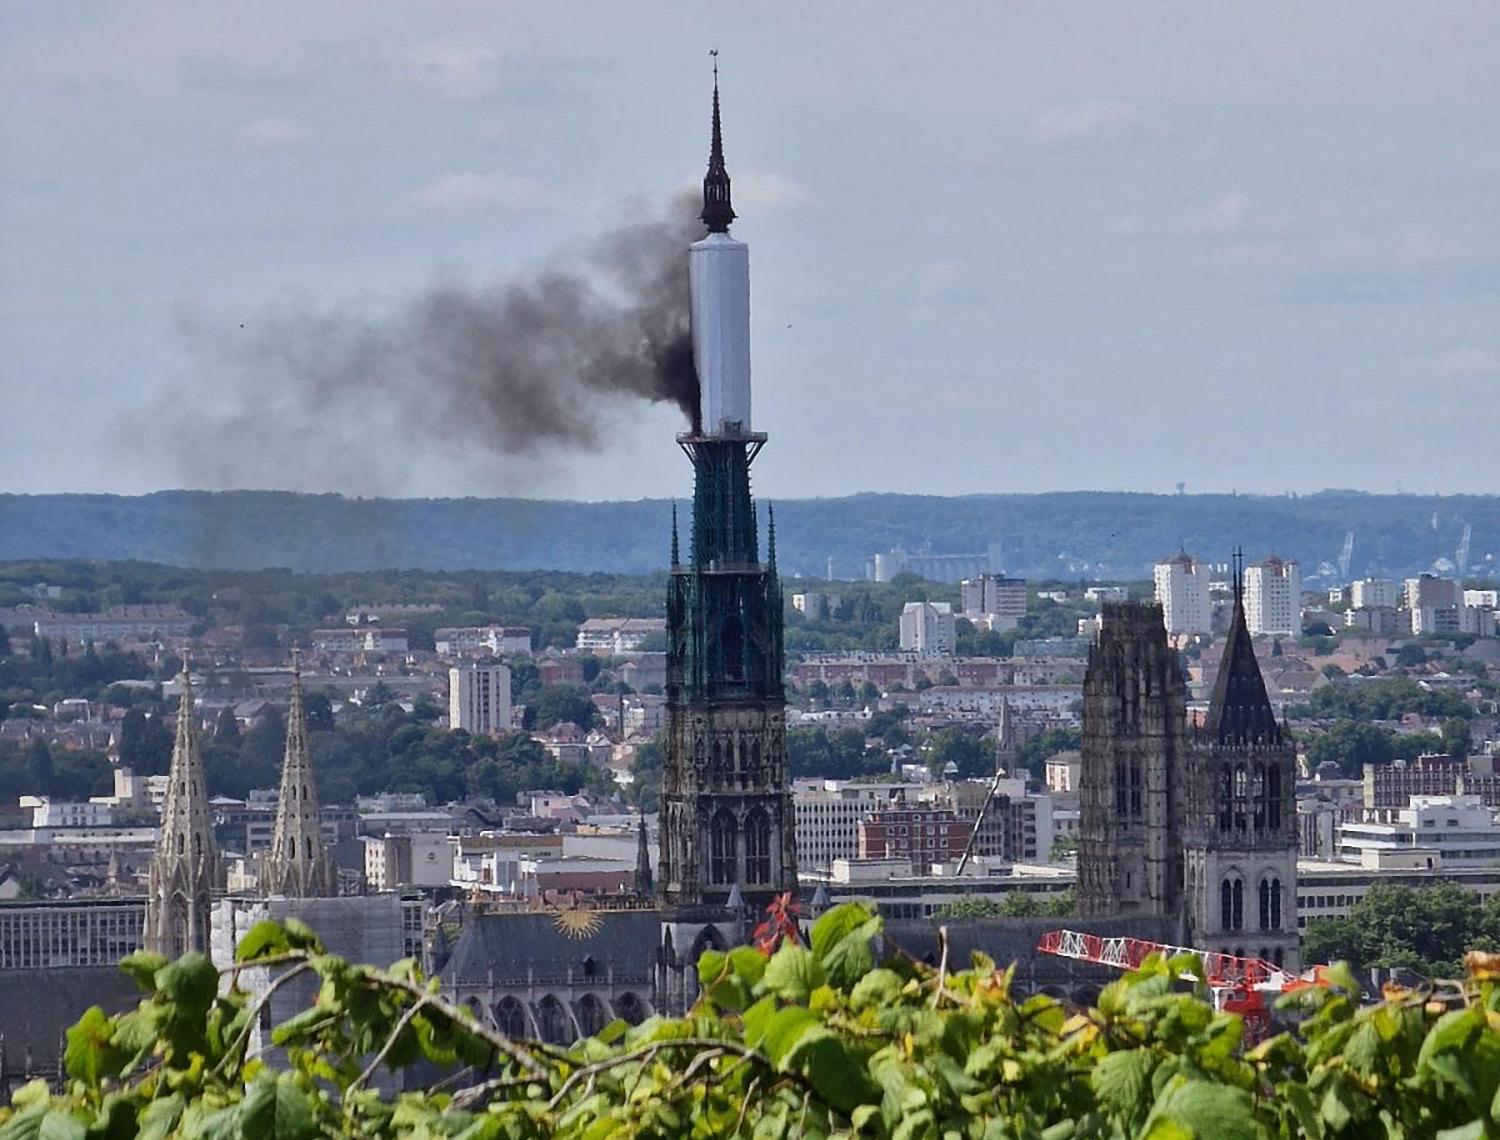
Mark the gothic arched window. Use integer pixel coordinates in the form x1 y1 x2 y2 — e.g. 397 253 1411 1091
1233 766 1248 831
1218 768 1233 832
1270 878 1282 929
614 991 646 1026
1258 877 1271 931
536 995 572 1045
494 997 527 1039
1129 761 1142 817
710 810 736 884
1222 876 1245 931
1115 761 1128 815
575 994 608 1039
1252 766 1267 830
1266 766 1282 831
744 809 772 885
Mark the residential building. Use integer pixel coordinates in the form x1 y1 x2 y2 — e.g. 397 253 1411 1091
434 626 533 656
311 627 409 654
1465 590 1500 610
1350 578 1399 610
19 797 111 829
363 832 452 891
32 605 192 643
898 602 956 655
1343 607 1403 635
1404 574 1461 613
941 778 1055 863
858 805 973 874
791 592 840 620
1338 795 1500 866
1153 552 1212 636
1244 556 1302 636
1045 751 1082 794
1084 586 1128 603
575 618 665 654
449 663 513 734
792 781 918 871
959 575 1027 631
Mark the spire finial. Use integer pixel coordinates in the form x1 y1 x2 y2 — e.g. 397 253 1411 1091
766 503 777 570
1232 546 1245 603
671 502 680 566
701 51 735 234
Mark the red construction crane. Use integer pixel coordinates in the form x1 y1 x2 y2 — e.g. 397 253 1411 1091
1036 928 1328 1042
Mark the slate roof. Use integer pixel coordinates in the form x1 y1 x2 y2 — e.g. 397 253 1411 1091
440 909 660 987
1206 592 1282 747
0 967 141 1081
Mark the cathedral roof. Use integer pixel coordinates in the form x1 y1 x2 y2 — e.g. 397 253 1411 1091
1206 581 1282 747
440 909 661 986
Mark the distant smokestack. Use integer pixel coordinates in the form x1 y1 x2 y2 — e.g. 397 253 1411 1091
159 194 703 492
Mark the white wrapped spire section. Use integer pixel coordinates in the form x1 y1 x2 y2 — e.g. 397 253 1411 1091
690 231 751 437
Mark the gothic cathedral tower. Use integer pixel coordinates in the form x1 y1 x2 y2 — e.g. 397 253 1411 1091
1183 554 1299 966
145 667 223 957
1077 602 1188 918
659 71 796 949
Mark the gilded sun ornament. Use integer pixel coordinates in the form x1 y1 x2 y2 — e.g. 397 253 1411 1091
552 907 603 939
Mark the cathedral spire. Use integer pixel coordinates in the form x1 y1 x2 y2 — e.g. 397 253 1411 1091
634 814 652 897
265 648 336 897
1206 546 1281 747
766 502 777 571
144 661 222 957
701 54 735 234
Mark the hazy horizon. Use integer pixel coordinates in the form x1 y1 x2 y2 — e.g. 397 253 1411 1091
4 3 1498 502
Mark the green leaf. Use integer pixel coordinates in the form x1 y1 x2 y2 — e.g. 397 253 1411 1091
762 945 826 1005
35 1115 85 1140
155 953 219 1018
849 968 902 1012
758 1006 820 1066
239 1076 317 1140
136 1096 185 1140
810 903 875 960
1141 1078 1261 1140
235 920 292 963
280 919 322 952
821 916 882 990
64 1007 123 1086
1092 1049 1154 1123
117 951 167 992
788 1034 879 1115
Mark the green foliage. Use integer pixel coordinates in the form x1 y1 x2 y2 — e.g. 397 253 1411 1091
936 890 1076 920
21 905 1500 1138
787 725 885 780
1310 674 1472 722
526 684 599 731
1303 882 1500 977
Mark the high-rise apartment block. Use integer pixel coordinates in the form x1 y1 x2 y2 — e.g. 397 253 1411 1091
1244 556 1301 636
899 601 956 655
1349 578 1398 610
449 663 513 735
959 574 1027 631
1153 552 1211 635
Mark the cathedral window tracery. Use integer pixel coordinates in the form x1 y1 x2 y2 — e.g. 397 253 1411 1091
745 808 772 884
709 809 736 883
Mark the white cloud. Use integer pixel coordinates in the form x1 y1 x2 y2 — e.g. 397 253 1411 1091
412 171 544 214
236 116 309 149
1434 347 1500 376
404 40 498 101
1033 99 1141 143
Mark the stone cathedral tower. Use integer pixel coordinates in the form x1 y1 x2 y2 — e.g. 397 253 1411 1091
145 667 223 957
1077 602 1189 918
1183 555 1299 966
657 73 796 1000
263 653 337 898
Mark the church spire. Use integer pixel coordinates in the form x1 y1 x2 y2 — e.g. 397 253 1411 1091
634 814 653 897
144 660 223 957
701 54 735 234
671 502 680 566
265 649 336 897
1206 546 1281 746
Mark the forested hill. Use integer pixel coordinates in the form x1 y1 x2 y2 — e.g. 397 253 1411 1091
1 489 1495 580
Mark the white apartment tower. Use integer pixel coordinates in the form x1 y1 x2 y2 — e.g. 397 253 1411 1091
1153 551 1211 635
449 663 513 734
960 574 1027 631
1245 556 1302 636
899 601 956 656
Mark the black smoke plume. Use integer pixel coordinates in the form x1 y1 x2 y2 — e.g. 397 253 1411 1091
161 195 702 495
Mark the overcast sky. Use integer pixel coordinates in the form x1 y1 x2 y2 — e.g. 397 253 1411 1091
4 3 1499 501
